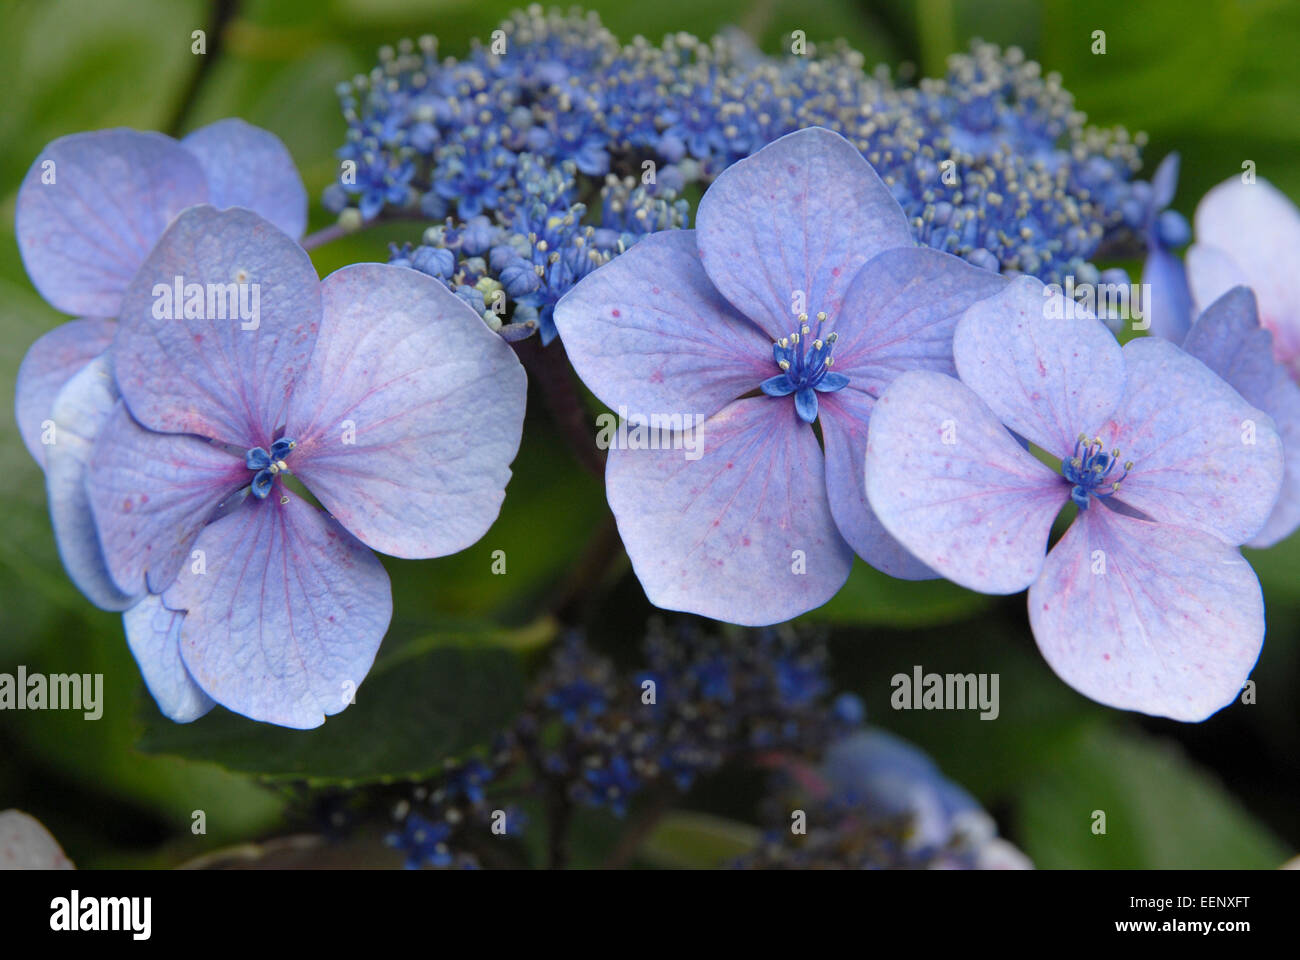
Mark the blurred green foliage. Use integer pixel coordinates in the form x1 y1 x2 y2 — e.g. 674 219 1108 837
1 0 1297 869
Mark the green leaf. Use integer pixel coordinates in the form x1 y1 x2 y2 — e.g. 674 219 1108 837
1017 724 1289 868
639 811 761 868
137 631 533 784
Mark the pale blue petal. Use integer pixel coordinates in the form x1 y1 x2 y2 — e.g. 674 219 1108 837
182 119 308 240
123 594 214 723
166 492 391 729
286 263 526 559
696 127 912 340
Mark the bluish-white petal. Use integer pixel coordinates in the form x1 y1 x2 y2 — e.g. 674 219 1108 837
865 370 1068 594
817 386 934 579
287 263 526 558
695 127 913 339
1102 336 1283 546
1029 506 1263 722
45 356 140 611
113 206 322 447
165 492 391 729
553 229 773 419
605 396 853 625
953 275 1126 458
830 246 1008 393
16 129 207 317
182 119 308 240
123 593 214 723
87 402 247 596
14 318 115 467
1192 177 1300 373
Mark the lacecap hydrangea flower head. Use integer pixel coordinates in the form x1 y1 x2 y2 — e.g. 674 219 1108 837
865 276 1283 721
554 126 1008 625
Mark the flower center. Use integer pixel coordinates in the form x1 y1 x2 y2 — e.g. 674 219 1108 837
1061 434 1132 509
759 311 849 424
245 437 296 500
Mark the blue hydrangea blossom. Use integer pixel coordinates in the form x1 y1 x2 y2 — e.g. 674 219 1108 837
865 276 1284 720
554 127 1007 625
80 206 526 727
13 120 308 612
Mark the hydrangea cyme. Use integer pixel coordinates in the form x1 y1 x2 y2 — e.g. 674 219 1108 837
80 206 526 727
865 276 1283 720
554 127 1007 624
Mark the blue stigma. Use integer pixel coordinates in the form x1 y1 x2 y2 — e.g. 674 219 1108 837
1061 434 1131 510
760 311 850 424
245 437 296 500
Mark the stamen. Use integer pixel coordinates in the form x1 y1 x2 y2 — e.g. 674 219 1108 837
1061 434 1132 509
246 437 297 500
760 308 849 424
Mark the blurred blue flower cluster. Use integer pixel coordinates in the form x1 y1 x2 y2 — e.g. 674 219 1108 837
368 622 1021 869
329 6 1154 343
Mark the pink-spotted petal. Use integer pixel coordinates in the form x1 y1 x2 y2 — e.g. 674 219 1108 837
553 229 773 419
695 127 913 339
954 275 1126 458
123 594 214 723
87 402 247 596
817 387 934 579
14 318 116 467
865 370 1068 594
113 206 322 447
1102 336 1283 546
165 492 392 729
16 129 207 317
287 263 526 559
45 357 140 611
182 119 308 240
1029 506 1263 722
605 397 853 625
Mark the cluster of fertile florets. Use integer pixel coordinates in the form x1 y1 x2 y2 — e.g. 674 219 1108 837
329 6 1151 342
338 623 864 868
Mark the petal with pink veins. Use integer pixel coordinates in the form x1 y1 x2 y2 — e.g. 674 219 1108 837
553 229 772 419
113 206 322 447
